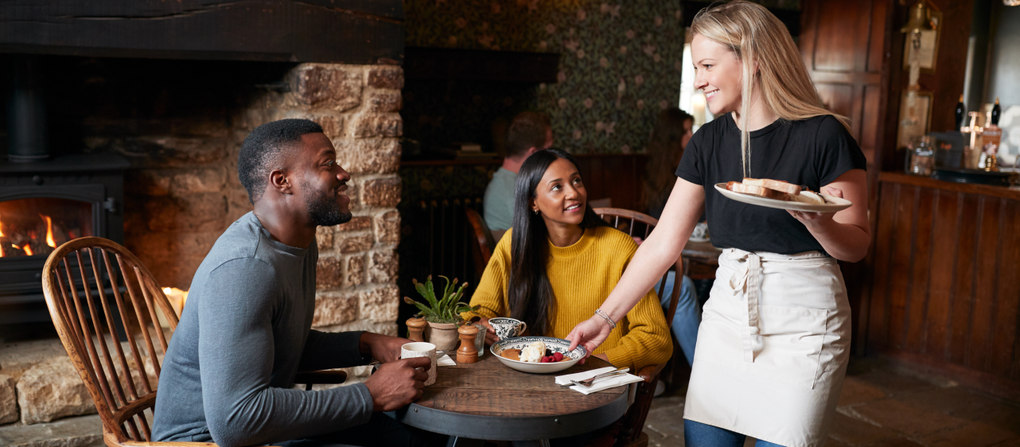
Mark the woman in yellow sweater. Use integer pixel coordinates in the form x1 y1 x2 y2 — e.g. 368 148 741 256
466 149 672 372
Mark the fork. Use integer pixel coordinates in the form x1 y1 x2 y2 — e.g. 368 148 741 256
568 367 629 388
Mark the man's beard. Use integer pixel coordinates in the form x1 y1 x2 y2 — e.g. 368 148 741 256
305 186 353 227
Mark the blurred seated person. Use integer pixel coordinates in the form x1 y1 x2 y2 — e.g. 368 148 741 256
484 111 553 241
467 149 672 373
641 107 701 368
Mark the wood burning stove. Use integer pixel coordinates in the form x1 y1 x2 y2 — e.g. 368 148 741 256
0 0 404 326
0 154 128 324
1 55 130 324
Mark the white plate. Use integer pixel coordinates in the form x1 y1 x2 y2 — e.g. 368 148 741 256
714 183 853 213
490 336 587 374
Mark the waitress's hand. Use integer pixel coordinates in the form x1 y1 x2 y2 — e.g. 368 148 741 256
566 316 614 363
477 317 499 345
787 186 843 225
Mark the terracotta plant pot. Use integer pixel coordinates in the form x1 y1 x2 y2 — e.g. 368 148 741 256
425 321 460 353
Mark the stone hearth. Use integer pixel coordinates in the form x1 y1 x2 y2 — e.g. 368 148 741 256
0 61 404 432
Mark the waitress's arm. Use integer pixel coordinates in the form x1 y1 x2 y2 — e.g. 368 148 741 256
789 168 870 262
568 178 704 353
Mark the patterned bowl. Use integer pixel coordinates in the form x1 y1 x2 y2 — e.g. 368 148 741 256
490 336 587 374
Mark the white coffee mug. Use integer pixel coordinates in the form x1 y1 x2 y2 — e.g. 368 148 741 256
400 341 437 386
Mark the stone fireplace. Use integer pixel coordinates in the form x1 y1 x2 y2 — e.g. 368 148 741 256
0 1 405 437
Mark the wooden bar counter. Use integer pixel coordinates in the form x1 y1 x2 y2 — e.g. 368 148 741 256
867 172 1020 400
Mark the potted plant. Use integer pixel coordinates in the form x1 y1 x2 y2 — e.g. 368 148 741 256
404 275 477 353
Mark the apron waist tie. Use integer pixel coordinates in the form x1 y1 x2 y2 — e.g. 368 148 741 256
728 251 763 363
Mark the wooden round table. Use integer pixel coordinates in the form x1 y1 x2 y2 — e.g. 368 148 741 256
394 353 631 445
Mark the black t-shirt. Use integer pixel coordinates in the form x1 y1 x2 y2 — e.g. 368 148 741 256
675 113 867 254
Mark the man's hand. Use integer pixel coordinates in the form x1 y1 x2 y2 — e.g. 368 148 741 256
566 316 614 363
363 357 430 412
360 332 406 364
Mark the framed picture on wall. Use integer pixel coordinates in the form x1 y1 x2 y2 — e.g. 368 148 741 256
896 91 933 149
901 9 942 73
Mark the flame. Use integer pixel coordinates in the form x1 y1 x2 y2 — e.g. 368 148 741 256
23 245 33 256
40 214 56 248
161 287 189 319
0 212 4 237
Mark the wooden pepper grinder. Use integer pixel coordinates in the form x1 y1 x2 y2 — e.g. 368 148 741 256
406 317 427 343
456 324 479 364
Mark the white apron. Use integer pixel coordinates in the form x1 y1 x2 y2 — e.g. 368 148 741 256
683 248 851 447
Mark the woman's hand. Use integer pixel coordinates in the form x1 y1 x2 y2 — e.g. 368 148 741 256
566 316 615 361
786 186 842 225
477 317 499 345
788 170 871 262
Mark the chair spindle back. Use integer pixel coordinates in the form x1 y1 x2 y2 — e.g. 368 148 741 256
42 237 179 445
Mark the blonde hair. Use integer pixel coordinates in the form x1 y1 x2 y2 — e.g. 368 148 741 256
691 0 850 178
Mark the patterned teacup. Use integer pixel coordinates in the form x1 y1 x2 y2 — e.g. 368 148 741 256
489 317 527 341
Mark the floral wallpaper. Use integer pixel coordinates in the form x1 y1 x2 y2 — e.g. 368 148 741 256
403 0 685 154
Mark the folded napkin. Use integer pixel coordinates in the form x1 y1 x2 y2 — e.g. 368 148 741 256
555 367 644 395
437 353 457 366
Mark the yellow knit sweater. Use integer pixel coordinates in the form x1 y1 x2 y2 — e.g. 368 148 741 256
465 226 672 371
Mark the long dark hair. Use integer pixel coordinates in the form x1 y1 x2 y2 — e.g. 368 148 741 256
508 149 609 335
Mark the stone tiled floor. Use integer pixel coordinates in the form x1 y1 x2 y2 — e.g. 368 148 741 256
644 356 1020 447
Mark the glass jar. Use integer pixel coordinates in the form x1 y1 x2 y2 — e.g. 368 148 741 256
905 135 935 176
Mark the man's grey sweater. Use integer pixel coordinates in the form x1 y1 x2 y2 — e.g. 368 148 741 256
152 212 374 446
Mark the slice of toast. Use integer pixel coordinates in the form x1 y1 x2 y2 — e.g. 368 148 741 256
726 181 790 200
742 178 802 195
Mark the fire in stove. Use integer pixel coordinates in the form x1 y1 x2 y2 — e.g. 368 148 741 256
0 198 93 259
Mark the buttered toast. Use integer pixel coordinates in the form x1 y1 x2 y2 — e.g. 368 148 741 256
725 178 827 205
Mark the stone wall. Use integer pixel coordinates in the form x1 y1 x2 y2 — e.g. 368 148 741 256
1 62 403 428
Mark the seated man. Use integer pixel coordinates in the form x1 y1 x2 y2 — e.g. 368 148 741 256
483 111 553 241
152 119 443 447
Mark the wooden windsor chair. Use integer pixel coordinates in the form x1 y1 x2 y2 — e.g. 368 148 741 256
464 207 496 285
41 237 343 447
592 207 682 447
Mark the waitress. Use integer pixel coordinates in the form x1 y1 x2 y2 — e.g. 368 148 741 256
567 2 869 446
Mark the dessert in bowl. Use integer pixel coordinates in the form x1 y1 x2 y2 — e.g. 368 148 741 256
490 336 587 374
